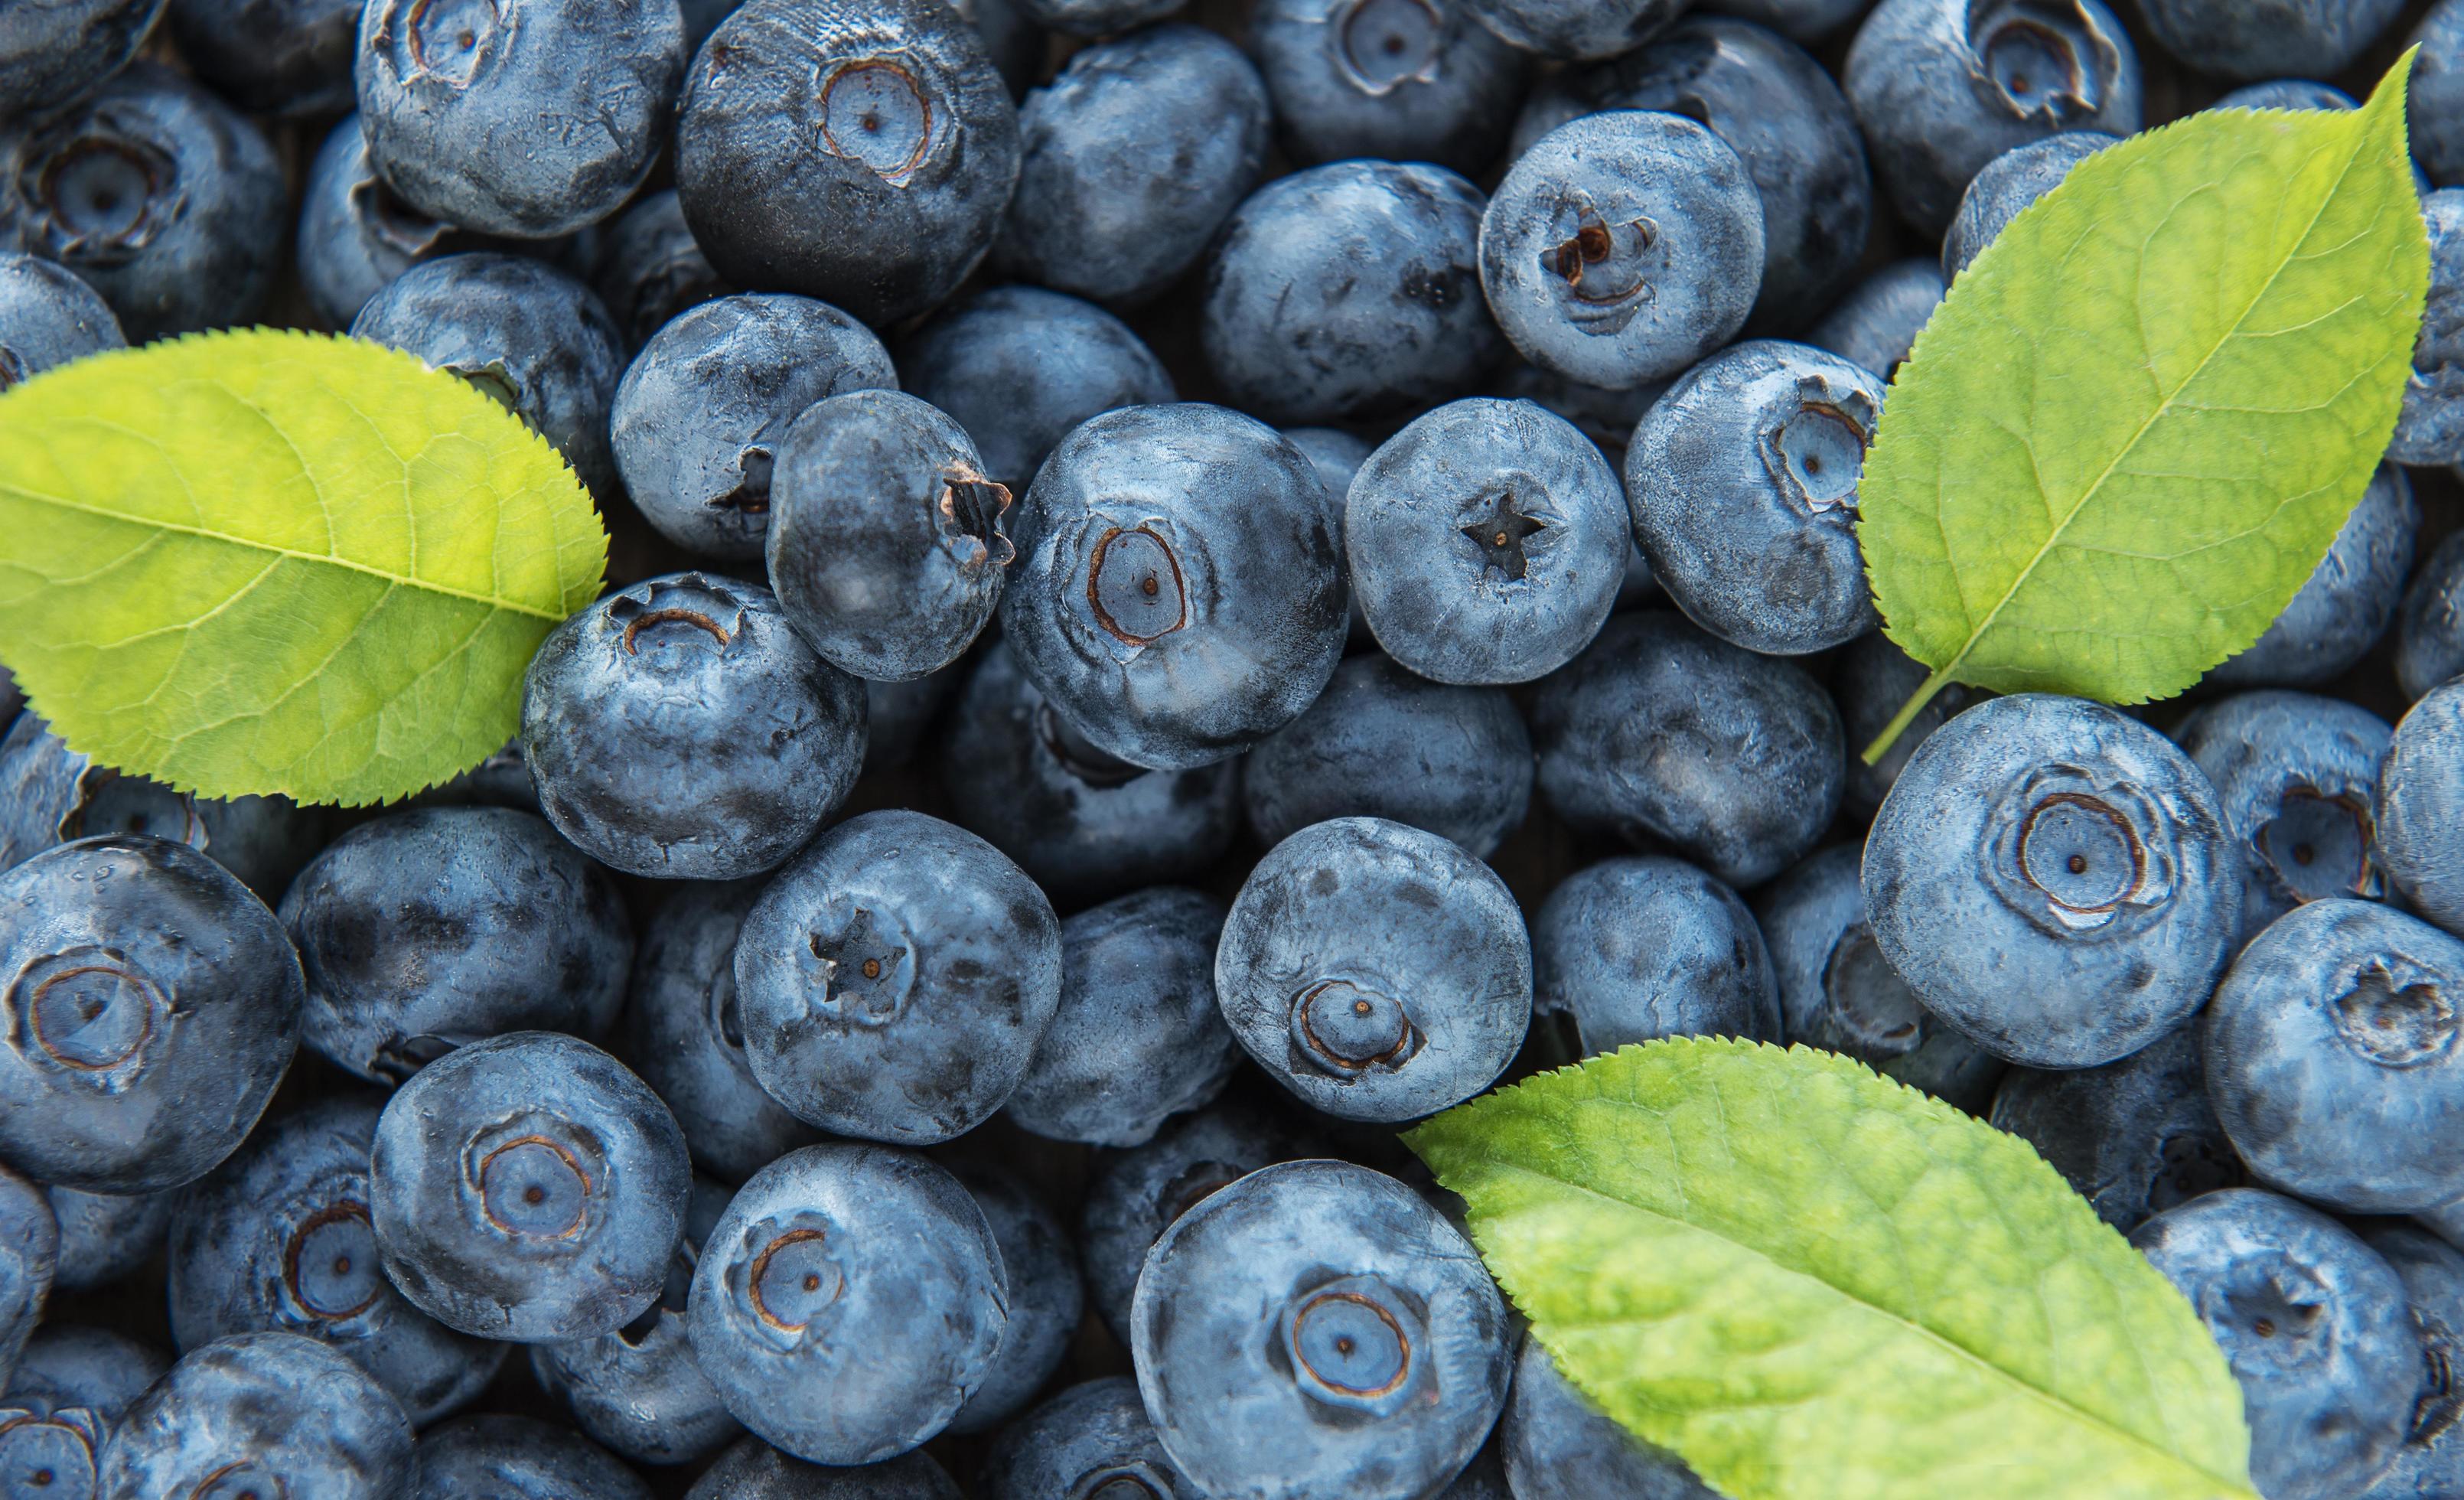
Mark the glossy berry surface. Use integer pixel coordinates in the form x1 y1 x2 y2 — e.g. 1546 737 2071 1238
0 252 119 391
0 1324 166 1499
0 1166 50 1390
44 1181 168 1294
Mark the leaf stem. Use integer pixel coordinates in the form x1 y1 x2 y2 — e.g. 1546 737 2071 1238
1860 667 1956 766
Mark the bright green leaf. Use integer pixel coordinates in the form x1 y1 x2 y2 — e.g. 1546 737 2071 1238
0 329 605 807
1407 1041 2259 1500
1858 56 2429 761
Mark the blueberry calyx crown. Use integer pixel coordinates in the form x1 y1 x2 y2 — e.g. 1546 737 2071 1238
607 576 745 660
399 0 500 90
1816 924 1930 1062
0 1404 104 1495
282 1199 385 1322
1766 377 1875 520
2255 785 2384 906
1987 767 2179 937
1278 1273 1426 1414
804 903 916 1028
21 118 180 268
1459 488 1547 582
461 1113 606 1246
940 465 1016 571
1074 1462 1175 1500
819 58 940 187
1543 194 1657 334
1087 526 1189 646
1289 978 1423 1078
13 946 164 1085
1331 0 1444 98
1967 0 2115 126
2330 957 2457 1069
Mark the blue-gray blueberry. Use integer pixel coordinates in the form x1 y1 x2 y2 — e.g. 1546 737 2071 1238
2395 191 2464 467
947 1160 1084 1435
1534 855 1779 1059
1942 131 2114 277
1501 1337 1718 1500
1806 258 1943 381
2401 531 2464 703
96 1332 416 1500
2173 690 2393 944
2211 464 2418 690
168 0 357 115
595 191 732 351
1988 1024 2241 1233
407 1414 653 1500
0 1325 166 1499
0 0 164 120
0 251 119 390
1253 0 1524 174
979 1376 1191 1500
2375 680 2464 937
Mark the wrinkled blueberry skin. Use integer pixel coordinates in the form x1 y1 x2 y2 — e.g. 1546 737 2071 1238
1806 258 1943 381
168 1097 504 1427
1988 1024 2241 1233
597 191 732 351
611 295 895 562
1459 0 1678 60
1628 340 1880 656
996 25 1268 308
2378 681 2464 936
1533 611 1845 887
898 285 1175 491
1007 888 1237 1148
1003 405 1348 771
1510 18 1871 329
1243 653 1532 859
1502 1338 1719 1500
356 0 685 238
980 1376 1191 1500
1080 1102 1319 1340
1832 633 1977 817
2173 691 2394 944
97 1332 416 1500
768 391 1016 681
371 1031 691 1343
1253 0 1525 174
1482 112 1764 391
689 1437 963 1498
1219 817 1531 1123
350 253 627 497
1204 161 1499 424
940 642 1240 906
736 810 1063 1144
523 573 868 879
948 1162 1084 1435
627 885 821 1184
1863 694 2240 1069
1942 131 2113 277
1535 855 1777 1062
691 1145 1008 1466
0 0 165 121
408 1414 653 1500
2134 1189 2417 1500
1844 0 2143 235
678 0 1019 327
2417 1 2464 189
0 251 119 390
169 0 356 114
44 1182 168 1292
279 807 631 1085
0 836 301 1195
2206 901 2464 1213
1132 1159 1511 1500
2352 1222 2464 1500
0 1324 167 1498
2404 532 2464 703
2400 190 2464 467
1350 397 1627 684
1758 846 2005 1110
0 1167 50 1387
2141 0 2404 82
295 115 458 331
2213 463 2420 690
0 65 282 341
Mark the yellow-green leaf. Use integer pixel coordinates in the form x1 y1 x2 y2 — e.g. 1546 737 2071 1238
0 329 605 807
1859 57 2429 760
1408 1041 2259 1500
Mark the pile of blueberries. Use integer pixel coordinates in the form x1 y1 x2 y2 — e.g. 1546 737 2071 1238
11 0 2464 1495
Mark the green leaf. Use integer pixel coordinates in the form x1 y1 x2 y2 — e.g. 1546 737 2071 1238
1858 57 2429 761
0 329 605 807
1406 1041 2259 1500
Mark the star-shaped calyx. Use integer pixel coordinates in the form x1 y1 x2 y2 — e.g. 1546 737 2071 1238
1460 490 1547 580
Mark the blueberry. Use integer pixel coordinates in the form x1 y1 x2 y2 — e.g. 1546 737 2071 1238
1508 17 1872 329
947 1161 1084 1435
688 1437 964 1498
1831 633 1977 817
2138 0 2404 82
1501 1338 1719 1500
1535 853 1778 1062
865 666 960 776
0 64 282 340
295 115 459 331
2352 1221 2464 1499
1864 694 2239 1068
1001 404 1348 771
996 24 1269 308
2404 190 2464 468
2376 680 2464 936
1217 817 1531 1123
167 0 356 115
1458 0 1677 60
351 253 627 496
97 1332 416 1500
0 251 120 390
44 1182 170 1292
898 285 1176 491
0 1325 166 1498
356 0 685 238
1204 161 1498 423
371 1030 690 1342
979 1376 1191 1500
279 807 631 1084
2402 532 2464 703
1941 131 2113 277
1533 611 1845 888
2414 1 2464 189
0 1167 49 1388
0 836 300 1195
1987 1024 2241 1233
1758 846 2005 1110
1010 0 1178 38
1283 426 1376 500
0 0 164 121
938 642 1242 905
406 1415 652 1499
1843 0 2142 235
766 391 1016 680
1806 258 1944 382
735 810 1063 1144
1130 1159 1511 1500
2211 463 2420 690
1348 396 1628 684
678 0 1019 327
1242 652 1533 859
610 295 896 562
2215 78 2358 112
1696 0 1865 43
1488 360 1667 466
2133 1189 2416 1500
595 191 732 352
1252 0 1525 175
689 1144 1006 1464
1627 339 1881 655
2173 690 2394 944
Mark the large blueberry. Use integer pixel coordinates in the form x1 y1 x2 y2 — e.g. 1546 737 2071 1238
2173 690 2394 944
2375 680 2464 936
0 1325 166 1498
1534 855 1778 1060
2402 531 2464 703
0 0 165 121
295 114 459 331
2140 0 2404 82
688 1437 963 1498
2353 1221 2464 1500
167 0 357 115
947 1160 1083 1435
2211 463 2419 690
97 1332 416 1500
1987 1024 2241 1233
1806 258 1943 381
980 1377 1191 1500
1941 131 2113 278
1501 1337 1718 1500
1831 631 1977 817
1253 0 1524 174
0 250 120 390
